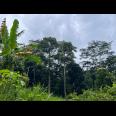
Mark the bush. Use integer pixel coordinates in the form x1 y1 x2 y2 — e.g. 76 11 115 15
0 69 29 86
17 85 64 101
66 93 80 101
0 69 29 100
0 69 63 101
107 83 116 99
78 89 114 101
17 85 48 101
65 88 114 101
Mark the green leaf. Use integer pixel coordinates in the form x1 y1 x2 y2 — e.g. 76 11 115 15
0 18 11 56
9 19 19 49
25 55 41 65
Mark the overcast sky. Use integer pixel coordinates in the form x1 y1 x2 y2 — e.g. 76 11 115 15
0 14 116 62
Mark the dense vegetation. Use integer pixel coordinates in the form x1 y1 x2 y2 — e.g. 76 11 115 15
0 18 116 101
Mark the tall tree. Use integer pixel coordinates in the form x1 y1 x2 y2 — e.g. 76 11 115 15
57 41 77 97
80 40 114 70
38 37 58 95
80 40 114 90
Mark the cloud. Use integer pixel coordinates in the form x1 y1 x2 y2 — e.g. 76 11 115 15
0 14 116 63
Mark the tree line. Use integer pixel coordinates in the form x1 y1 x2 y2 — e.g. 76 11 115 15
0 18 116 98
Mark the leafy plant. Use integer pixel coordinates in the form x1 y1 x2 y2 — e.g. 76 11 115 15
24 55 41 65
0 18 24 56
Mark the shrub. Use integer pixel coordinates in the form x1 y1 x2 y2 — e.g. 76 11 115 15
17 85 64 101
0 69 63 101
0 69 28 101
78 89 114 101
66 93 80 101
107 83 116 99
17 85 48 101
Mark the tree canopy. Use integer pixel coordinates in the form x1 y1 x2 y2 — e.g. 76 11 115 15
0 18 116 101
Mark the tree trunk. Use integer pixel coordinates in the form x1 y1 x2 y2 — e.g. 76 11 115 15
64 63 66 97
48 50 51 95
92 79 94 90
62 42 66 97
33 68 35 84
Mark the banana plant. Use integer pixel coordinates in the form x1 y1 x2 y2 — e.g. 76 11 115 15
0 18 24 71
0 18 24 56
0 18 41 79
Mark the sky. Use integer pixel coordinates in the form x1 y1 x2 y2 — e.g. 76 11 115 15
0 14 116 62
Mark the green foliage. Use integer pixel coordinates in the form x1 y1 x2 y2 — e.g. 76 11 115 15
80 40 113 69
0 18 116 101
9 19 19 49
0 69 63 101
0 69 28 87
66 93 80 101
66 89 114 101
67 62 85 94
107 83 116 97
84 67 114 90
78 89 114 101
0 18 24 56
17 85 48 101
65 86 116 101
0 69 28 100
17 85 64 101
0 18 10 55
95 68 113 88
25 55 41 65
